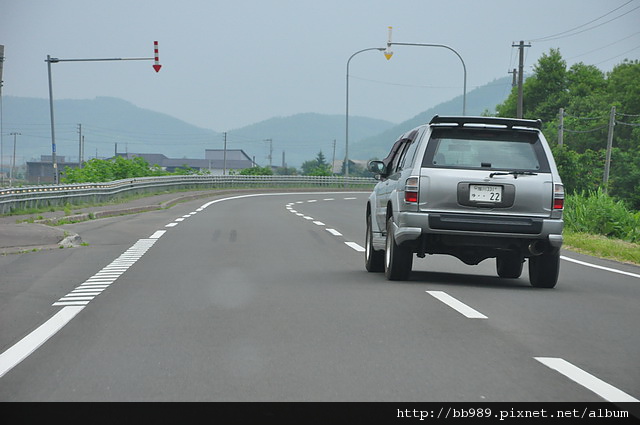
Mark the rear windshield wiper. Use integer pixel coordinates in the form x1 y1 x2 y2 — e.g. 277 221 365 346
489 171 538 179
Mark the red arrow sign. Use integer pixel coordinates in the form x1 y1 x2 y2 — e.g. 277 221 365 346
153 41 162 72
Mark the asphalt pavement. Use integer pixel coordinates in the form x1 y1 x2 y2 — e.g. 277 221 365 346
0 188 359 254
0 189 235 254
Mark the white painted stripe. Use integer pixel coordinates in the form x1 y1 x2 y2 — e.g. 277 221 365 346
149 230 166 239
165 223 178 227
182 215 191 218
326 229 342 236
52 301 90 306
323 198 334 201
189 211 197 214
289 210 297 213
0 306 85 378
426 291 488 319
296 213 304 216
175 218 185 222
303 216 313 220
535 357 639 402
344 197 357 200
59 296 94 301
345 242 365 252
313 221 325 226
307 200 317 203
64 292 102 296
78 284 110 288
561 255 640 279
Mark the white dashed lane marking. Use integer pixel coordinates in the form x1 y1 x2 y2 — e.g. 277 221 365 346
285 196 361 252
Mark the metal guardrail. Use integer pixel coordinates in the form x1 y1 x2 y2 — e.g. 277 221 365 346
0 174 376 215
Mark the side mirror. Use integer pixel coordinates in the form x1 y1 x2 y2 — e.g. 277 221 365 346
368 160 385 175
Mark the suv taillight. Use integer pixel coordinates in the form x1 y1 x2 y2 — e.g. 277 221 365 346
553 183 564 210
405 177 419 203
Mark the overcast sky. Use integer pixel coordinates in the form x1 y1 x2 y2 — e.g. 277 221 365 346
1 0 639 131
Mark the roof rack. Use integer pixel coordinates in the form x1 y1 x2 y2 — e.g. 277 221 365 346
429 115 542 130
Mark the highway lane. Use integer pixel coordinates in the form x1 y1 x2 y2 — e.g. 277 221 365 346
0 191 638 402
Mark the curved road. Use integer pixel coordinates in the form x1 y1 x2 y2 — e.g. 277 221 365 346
0 191 639 403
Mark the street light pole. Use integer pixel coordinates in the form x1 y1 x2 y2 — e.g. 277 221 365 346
388 42 467 116
345 47 385 179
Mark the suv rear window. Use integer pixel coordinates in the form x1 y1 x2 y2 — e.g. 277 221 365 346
422 128 551 172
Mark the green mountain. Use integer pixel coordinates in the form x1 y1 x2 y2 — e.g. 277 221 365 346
348 76 513 161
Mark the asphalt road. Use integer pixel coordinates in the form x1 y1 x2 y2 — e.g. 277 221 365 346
0 190 639 405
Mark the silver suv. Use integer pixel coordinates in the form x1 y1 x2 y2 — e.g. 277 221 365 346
365 115 564 288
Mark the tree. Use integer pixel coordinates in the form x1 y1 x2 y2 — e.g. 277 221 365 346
239 166 273 175
301 151 332 176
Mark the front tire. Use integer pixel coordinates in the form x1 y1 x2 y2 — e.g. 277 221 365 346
528 251 560 288
384 216 413 281
365 213 384 272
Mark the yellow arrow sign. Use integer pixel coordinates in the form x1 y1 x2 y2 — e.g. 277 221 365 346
384 50 393 60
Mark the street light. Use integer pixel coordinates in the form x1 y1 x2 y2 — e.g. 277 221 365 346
344 41 467 179
344 47 385 179
388 42 467 116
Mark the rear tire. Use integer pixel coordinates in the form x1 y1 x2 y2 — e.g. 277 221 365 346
365 213 384 272
384 216 413 281
528 251 560 288
496 252 523 278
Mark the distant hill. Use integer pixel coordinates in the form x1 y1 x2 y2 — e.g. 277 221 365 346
226 113 395 168
1 76 512 171
0 97 394 169
348 76 513 161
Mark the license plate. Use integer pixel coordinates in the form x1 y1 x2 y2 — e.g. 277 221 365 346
469 185 502 203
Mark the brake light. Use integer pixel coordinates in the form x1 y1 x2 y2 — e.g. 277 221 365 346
405 177 419 203
553 183 564 210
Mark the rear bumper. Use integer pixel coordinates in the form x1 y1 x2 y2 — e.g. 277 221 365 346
395 211 564 245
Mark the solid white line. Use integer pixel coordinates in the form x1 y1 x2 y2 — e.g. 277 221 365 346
345 242 365 252
535 357 639 402
426 291 488 319
326 229 342 236
0 306 85 378
561 255 640 279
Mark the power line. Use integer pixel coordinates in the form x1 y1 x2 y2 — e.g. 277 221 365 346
530 1 639 42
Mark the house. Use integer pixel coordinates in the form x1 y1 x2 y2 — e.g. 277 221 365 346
26 149 257 183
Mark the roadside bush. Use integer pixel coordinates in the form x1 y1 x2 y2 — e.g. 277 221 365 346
564 189 640 243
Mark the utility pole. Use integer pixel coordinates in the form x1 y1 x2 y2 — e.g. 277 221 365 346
264 138 273 168
332 139 336 175
77 124 83 168
0 44 4 187
223 132 227 175
603 106 616 192
9 132 19 186
558 108 564 146
508 68 517 87
512 41 531 118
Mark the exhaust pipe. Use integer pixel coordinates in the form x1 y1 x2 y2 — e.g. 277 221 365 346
528 240 546 256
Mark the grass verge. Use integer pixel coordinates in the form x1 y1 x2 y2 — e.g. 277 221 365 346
563 230 640 266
